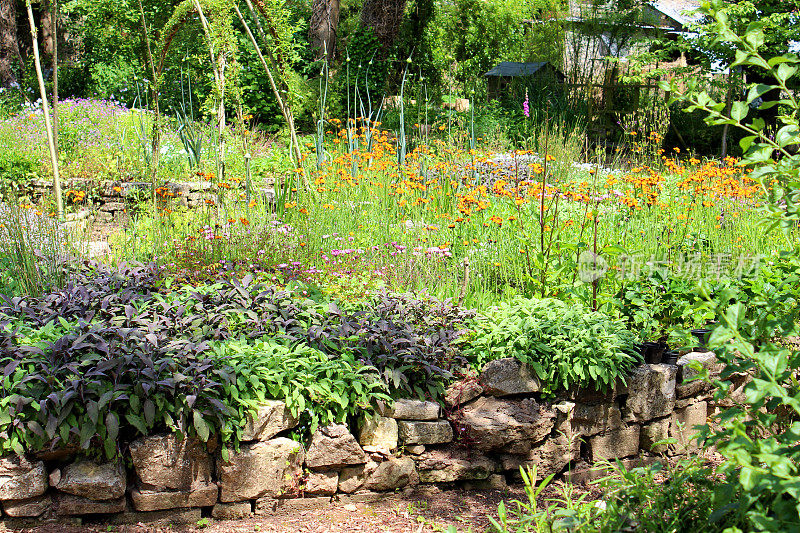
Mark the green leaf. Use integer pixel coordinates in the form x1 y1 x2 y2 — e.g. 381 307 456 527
193 410 210 442
104 437 117 459
126 413 147 435
746 84 776 105
79 422 95 449
708 327 733 347
739 135 757 152
775 125 799 149
86 400 99 426
739 466 756 491
105 412 119 442
143 399 156 427
776 64 797 84
743 23 765 49
730 102 748 122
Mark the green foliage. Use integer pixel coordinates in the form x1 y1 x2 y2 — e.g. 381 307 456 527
0 150 41 192
615 254 800 349
207 339 390 437
0 317 386 457
664 94 747 157
614 268 716 341
0 264 473 457
663 5 800 529
0 90 26 120
0 202 68 297
687 0 800 66
465 298 640 392
490 458 745 533
435 0 535 96
490 465 601 533
11 317 79 348
59 0 182 101
588 458 746 532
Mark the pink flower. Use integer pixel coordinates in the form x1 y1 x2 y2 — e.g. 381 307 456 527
523 89 529 118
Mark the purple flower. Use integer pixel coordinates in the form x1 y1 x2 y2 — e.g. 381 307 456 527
523 90 530 118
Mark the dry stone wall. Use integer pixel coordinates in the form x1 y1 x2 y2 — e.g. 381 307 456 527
28 178 275 223
0 351 723 523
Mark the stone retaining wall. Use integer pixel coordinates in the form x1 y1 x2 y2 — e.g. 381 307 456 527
0 351 724 524
27 179 275 223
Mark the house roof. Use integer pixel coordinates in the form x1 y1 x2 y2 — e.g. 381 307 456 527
555 0 700 31
484 62 554 77
649 0 701 27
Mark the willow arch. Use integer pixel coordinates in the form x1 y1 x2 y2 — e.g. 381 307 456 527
157 0 304 182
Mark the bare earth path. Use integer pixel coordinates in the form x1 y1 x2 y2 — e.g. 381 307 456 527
0 486 539 533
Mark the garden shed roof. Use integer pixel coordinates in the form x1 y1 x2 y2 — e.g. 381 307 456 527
484 62 553 77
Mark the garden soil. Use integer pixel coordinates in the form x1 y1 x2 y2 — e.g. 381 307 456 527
0 485 546 533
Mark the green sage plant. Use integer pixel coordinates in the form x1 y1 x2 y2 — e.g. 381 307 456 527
464 298 641 392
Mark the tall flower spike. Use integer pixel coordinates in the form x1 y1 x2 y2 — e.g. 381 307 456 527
523 89 530 118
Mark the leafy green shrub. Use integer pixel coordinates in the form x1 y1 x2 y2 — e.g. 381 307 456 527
207 339 390 436
614 254 800 346
663 4 800 529
0 150 41 192
1 318 231 458
588 459 745 533
0 89 25 119
0 317 389 458
614 268 716 342
465 298 640 392
314 292 475 399
663 99 746 157
491 459 746 533
3 267 472 400
0 264 471 457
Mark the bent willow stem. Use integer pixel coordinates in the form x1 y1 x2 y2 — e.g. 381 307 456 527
25 0 63 221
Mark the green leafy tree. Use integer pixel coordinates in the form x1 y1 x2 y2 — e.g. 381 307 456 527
685 0 800 133
664 2 800 529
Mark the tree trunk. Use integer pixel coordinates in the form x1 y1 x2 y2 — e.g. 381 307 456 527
360 0 407 56
0 0 21 87
40 3 52 56
309 0 339 61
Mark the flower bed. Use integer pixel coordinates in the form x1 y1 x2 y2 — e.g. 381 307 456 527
0 348 722 521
